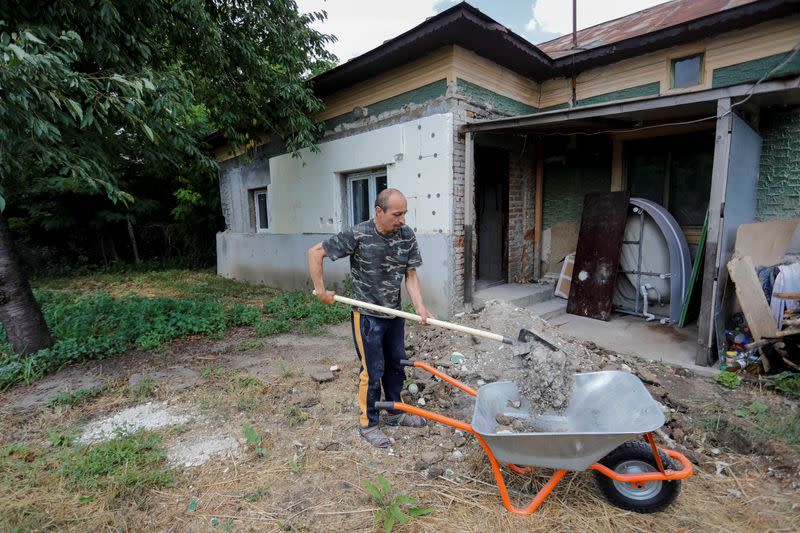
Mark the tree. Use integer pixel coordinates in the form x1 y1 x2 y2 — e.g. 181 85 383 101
0 0 336 354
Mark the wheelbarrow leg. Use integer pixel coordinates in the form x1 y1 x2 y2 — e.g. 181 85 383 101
377 401 568 516
472 432 567 516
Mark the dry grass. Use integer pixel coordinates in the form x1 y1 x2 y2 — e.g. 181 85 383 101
2 329 799 532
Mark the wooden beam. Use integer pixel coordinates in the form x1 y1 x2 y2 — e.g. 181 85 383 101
533 139 544 279
727 255 777 341
463 131 475 308
697 98 732 365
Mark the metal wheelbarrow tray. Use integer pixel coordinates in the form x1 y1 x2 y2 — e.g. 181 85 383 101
375 360 693 516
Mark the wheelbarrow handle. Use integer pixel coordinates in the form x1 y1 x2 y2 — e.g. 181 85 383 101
399 359 415 367
312 291 514 344
375 401 396 410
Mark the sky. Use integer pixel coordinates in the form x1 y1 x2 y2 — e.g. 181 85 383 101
296 0 670 64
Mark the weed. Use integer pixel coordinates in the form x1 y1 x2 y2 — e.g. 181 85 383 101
767 371 800 398
241 486 268 502
236 395 260 413
289 450 305 474
47 387 101 408
230 304 262 326
715 371 741 389
732 401 800 449
130 374 156 399
48 430 77 448
60 432 174 500
235 339 264 352
285 407 309 427
362 474 432 532
242 423 267 458
279 365 296 378
201 366 223 378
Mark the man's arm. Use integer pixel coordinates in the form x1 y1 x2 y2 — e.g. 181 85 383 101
307 243 335 304
405 268 433 324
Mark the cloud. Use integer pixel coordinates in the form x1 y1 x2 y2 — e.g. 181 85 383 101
528 0 668 36
296 0 439 63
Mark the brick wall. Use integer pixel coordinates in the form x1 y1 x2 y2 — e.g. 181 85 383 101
508 150 535 282
757 106 800 221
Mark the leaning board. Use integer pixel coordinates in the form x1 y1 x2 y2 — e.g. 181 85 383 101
567 191 631 321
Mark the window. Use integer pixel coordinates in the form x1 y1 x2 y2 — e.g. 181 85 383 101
253 189 268 232
346 169 387 226
671 53 703 88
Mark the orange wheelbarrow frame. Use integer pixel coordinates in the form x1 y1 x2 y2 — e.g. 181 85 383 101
375 360 693 516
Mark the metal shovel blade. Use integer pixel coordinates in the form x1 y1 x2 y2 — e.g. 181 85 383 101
518 329 559 351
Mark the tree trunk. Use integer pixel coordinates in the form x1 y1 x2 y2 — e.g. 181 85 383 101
126 215 141 264
0 214 53 354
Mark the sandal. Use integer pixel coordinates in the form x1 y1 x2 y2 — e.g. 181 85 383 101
359 426 393 448
384 412 427 428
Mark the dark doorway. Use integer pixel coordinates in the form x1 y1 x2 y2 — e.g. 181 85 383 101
625 131 714 246
475 146 509 288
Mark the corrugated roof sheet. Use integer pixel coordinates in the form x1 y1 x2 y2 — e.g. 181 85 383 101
537 0 760 59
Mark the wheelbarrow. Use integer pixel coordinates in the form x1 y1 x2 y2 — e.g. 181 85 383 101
375 360 693 515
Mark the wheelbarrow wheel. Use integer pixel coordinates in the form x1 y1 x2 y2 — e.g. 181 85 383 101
594 441 681 513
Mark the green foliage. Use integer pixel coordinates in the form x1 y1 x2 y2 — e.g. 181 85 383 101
59 432 173 498
767 372 800 398
242 422 267 458
731 401 800 449
362 474 433 533
47 387 100 408
263 292 350 334
0 290 229 389
715 371 741 389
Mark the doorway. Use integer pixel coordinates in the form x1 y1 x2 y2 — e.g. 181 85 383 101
475 146 509 289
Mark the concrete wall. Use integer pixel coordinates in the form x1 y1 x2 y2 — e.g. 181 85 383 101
757 106 800 221
217 113 457 316
216 232 454 316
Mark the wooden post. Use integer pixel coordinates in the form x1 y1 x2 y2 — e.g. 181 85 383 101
464 131 475 308
697 98 732 365
533 138 544 280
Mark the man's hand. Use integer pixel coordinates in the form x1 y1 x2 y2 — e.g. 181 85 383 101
417 307 434 325
315 289 336 305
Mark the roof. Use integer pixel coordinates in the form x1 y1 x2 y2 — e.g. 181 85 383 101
312 0 800 98
312 3 551 97
538 0 759 59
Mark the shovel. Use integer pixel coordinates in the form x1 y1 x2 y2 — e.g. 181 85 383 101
315 292 559 351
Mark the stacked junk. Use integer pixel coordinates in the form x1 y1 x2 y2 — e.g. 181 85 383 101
555 191 800 373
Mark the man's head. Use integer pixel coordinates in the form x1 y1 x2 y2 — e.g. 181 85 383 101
374 188 407 234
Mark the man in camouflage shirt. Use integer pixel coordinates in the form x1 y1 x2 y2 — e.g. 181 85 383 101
308 188 432 448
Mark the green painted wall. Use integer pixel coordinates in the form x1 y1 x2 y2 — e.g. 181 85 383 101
712 51 800 88
322 79 448 130
542 136 613 228
756 106 800 221
455 78 538 115
576 82 660 107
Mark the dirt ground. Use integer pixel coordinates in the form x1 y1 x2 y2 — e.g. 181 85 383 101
1 305 799 532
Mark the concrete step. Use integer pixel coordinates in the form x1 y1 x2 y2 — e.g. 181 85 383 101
473 282 555 309
528 298 568 321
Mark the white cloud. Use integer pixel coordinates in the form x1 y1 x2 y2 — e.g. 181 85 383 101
296 0 439 63
528 0 668 36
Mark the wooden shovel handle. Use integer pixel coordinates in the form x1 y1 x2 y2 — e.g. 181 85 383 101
313 291 513 344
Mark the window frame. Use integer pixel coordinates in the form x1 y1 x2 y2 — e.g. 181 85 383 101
670 52 704 89
345 169 387 227
253 188 269 233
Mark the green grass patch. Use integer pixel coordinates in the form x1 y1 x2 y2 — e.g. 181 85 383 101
47 387 101 408
60 432 174 499
1 269 350 390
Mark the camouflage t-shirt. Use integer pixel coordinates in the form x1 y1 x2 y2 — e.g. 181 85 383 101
323 220 423 318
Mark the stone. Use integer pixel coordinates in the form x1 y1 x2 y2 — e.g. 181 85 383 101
427 466 445 479
495 413 515 426
452 450 464 460
452 435 467 447
672 428 685 442
507 400 521 409
415 451 443 470
315 441 342 451
637 368 659 384
295 393 320 408
308 369 334 383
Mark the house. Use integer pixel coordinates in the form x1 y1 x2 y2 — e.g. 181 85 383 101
215 0 800 365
